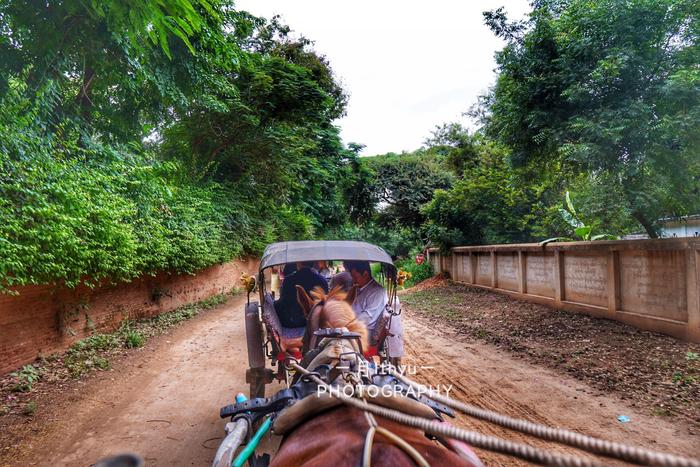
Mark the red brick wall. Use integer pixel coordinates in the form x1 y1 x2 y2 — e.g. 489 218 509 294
0 259 259 374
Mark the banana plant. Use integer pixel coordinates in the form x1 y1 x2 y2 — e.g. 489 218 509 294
541 192 617 244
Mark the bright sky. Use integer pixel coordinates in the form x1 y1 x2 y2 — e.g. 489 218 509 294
235 0 531 156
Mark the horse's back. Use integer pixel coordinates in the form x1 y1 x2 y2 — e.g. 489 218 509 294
271 406 477 467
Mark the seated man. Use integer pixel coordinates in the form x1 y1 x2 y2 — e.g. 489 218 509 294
343 260 404 366
275 261 328 328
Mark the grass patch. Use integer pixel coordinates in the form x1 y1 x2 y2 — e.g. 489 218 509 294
401 285 467 320
22 401 37 416
65 345 113 378
150 304 199 331
200 293 228 309
63 292 233 377
120 322 146 349
63 332 120 377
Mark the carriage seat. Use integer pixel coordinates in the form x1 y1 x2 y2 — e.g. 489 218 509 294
262 292 305 354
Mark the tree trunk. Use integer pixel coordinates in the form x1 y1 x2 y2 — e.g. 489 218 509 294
632 210 659 238
76 65 95 122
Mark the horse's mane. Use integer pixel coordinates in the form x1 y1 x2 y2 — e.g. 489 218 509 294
309 286 368 349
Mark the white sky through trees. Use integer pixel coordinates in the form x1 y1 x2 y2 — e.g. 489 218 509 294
235 0 530 156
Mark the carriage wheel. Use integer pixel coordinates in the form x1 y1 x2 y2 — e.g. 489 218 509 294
245 301 266 397
245 301 265 367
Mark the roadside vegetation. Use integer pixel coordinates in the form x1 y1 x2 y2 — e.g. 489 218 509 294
401 281 700 426
0 2 358 292
1 0 697 292
0 292 232 417
395 254 434 289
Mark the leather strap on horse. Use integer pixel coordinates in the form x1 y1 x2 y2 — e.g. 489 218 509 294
387 367 700 467
271 385 437 435
361 401 429 467
292 362 602 467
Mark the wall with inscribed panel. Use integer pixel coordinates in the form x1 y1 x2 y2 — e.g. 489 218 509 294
428 239 700 343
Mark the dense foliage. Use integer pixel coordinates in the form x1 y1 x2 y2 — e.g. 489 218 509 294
0 1 353 291
483 0 700 237
395 254 433 289
2 0 697 290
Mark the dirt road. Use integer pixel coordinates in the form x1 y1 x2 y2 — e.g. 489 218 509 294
402 314 700 465
4 293 698 465
4 293 283 466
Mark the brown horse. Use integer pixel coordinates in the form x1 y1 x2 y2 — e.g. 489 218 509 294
278 286 364 355
296 285 367 354
269 287 480 467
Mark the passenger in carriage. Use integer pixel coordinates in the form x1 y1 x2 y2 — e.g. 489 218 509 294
315 260 333 281
281 262 297 279
343 260 404 367
275 261 328 328
329 269 353 292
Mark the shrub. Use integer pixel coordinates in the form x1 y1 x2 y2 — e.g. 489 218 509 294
11 364 41 392
395 256 434 288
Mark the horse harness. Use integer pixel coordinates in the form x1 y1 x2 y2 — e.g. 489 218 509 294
220 329 454 466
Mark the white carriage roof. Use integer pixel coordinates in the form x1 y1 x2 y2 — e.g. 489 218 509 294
259 240 394 270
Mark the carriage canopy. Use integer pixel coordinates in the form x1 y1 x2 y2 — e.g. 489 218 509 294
259 240 394 272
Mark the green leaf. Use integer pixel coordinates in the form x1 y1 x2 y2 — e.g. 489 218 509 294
559 208 583 229
574 226 593 240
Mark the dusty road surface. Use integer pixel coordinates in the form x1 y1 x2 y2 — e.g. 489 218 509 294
3 292 699 465
402 314 700 465
3 294 281 466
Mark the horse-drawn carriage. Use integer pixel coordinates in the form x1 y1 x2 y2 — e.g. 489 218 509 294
214 240 484 467
244 240 400 398
213 240 700 467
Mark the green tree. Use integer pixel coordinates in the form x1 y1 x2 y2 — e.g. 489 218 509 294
341 145 378 224
422 139 542 248
484 0 700 237
0 2 355 291
161 15 350 237
364 152 453 228
424 122 481 176
0 0 230 140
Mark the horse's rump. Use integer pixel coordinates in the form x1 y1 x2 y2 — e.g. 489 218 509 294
272 405 476 467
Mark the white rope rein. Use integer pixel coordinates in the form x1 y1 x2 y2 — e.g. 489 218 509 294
387 367 700 467
293 362 604 466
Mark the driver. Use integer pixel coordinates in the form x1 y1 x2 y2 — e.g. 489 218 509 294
343 260 404 367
